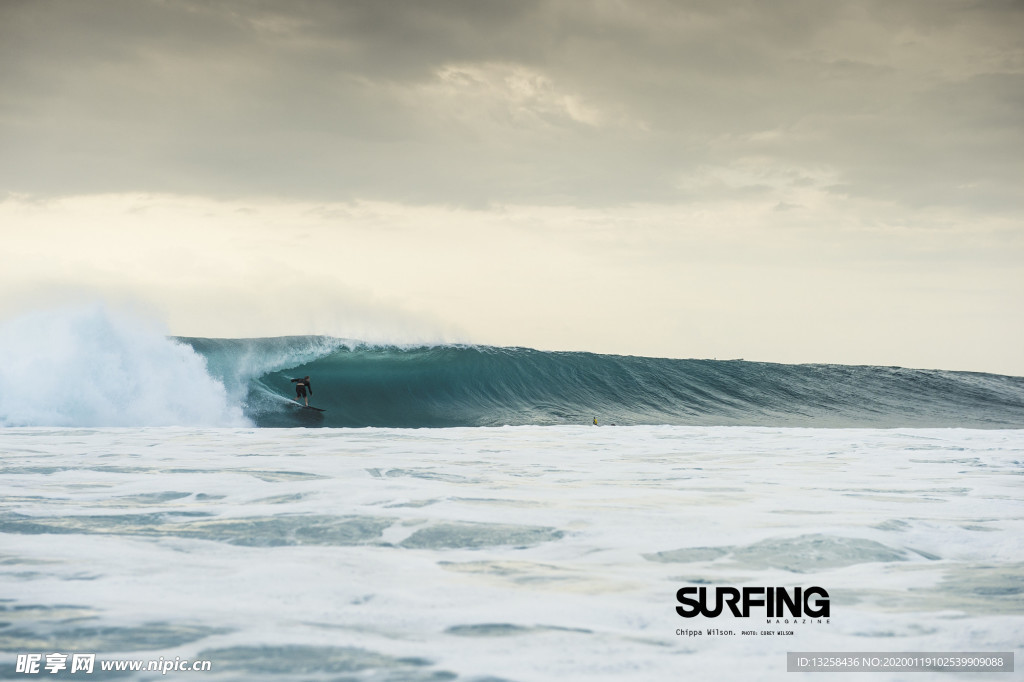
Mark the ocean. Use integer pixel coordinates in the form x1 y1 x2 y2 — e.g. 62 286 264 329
1 308 1022 680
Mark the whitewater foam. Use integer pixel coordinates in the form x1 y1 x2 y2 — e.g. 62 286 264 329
0 306 247 427
1 426 1021 680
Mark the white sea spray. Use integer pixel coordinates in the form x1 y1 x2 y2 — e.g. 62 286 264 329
0 305 247 427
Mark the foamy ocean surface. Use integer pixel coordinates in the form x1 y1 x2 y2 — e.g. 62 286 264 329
2 426 1022 681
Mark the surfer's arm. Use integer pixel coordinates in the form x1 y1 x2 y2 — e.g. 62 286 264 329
290 378 300 383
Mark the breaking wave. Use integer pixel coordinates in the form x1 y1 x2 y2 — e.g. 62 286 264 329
192 338 1024 429
2 306 1022 428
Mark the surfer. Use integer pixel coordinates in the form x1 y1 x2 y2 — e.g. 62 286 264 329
291 376 312 407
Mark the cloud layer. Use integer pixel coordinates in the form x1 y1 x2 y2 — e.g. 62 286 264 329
3 0 1022 210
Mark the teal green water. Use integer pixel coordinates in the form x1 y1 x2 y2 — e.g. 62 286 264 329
181 338 1024 428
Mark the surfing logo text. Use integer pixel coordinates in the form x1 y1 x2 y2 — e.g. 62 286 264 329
675 586 830 619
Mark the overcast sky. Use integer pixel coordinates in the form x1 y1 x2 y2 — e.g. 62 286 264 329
2 0 1022 373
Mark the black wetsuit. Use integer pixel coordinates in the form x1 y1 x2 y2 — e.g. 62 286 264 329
291 378 312 399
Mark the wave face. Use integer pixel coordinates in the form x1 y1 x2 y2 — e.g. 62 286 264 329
181 337 1024 428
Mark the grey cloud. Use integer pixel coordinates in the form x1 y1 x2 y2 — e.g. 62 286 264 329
1 0 1021 211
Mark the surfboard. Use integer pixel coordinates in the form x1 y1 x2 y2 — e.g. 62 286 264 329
291 399 325 412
